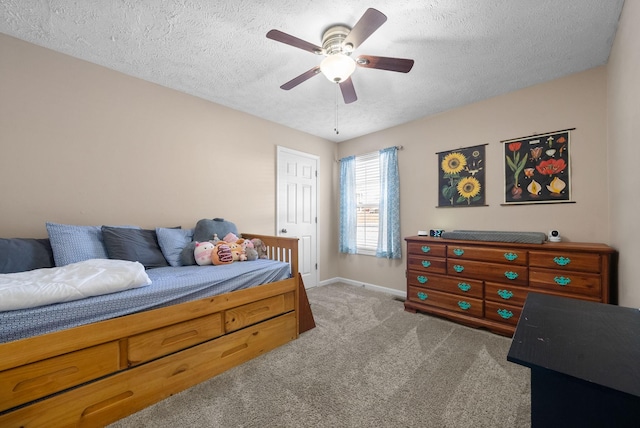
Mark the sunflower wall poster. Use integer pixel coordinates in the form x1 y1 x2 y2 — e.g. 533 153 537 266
438 144 486 207
502 129 572 204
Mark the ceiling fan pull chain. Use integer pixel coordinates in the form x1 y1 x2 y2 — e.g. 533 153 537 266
334 83 339 134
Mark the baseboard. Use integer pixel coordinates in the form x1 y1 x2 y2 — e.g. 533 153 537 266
316 277 406 300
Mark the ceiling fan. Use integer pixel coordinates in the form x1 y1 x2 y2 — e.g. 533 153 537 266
266 8 414 104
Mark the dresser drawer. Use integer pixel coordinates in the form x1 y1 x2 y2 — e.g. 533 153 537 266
485 301 523 326
408 286 483 317
408 255 447 274
128 313 224 365
407 242 446 257
448 245 527 265
407 271 483 298
529 251 601 273
447 259 528 286
485 282 529 306
0 341 120 412
529 268 602 298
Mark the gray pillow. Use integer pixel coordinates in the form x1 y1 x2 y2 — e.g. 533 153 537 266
0 238 55 273
193 218 239 242
101 226 169 269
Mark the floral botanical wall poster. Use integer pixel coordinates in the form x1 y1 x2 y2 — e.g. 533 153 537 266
502 129 572 204
438 144 486 207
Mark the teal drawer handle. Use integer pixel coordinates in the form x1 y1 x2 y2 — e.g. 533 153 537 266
504 252 518 261
417 275 428 284
504 271 519 280
554 276 571 286
497 309 514 320
458 301 471 310
457 282 471 292
421 246 431 253
553 256 571 266
421 260 431 268
453 248 464 256
417 291 428 301
453 264 464 273
497 289 514 300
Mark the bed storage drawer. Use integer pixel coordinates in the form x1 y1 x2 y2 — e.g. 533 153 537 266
128 313 224 366
0 341 120 413
0 313 297 428
225 291 295 333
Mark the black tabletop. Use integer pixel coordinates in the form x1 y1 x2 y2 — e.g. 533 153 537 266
507 292 640 398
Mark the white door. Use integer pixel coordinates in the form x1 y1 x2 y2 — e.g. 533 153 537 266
277 146 318 289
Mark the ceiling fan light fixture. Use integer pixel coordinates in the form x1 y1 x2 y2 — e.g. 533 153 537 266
320 53 356 83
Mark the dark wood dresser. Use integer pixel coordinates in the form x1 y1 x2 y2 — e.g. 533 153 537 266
404 235 616 336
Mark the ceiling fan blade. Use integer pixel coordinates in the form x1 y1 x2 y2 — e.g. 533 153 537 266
343 8 387 50
339 78 357 104
267 29 323 54
280 66 321 90
356 55 414 73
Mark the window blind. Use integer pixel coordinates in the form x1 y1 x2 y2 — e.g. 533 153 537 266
355 152 380 254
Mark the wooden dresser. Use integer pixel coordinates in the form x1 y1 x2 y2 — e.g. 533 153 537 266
404 235 616 336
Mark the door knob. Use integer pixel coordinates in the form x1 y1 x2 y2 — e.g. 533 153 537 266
281 228 287 233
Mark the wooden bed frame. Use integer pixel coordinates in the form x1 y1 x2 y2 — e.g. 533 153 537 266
0 234 301 427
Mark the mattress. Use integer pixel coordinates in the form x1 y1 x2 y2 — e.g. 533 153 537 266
440 230 547 244
0 259 290 344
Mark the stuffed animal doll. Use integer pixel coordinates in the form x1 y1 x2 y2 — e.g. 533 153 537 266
211 243 233 265
245 247 258 261
228 241 246 261
210 233 221 245
223 232 239 243
194 241 215 266
251 238 269 259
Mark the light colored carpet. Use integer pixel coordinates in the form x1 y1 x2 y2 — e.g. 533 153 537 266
109 283 531 427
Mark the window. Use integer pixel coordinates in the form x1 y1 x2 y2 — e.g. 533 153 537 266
339 147 401 259
355 152 380 254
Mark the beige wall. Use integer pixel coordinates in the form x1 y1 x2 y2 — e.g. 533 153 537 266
608 0 640 308
337 67 609 293
0 33 339 281
3 3 638 308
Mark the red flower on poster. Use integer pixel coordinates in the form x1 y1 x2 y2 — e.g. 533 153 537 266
536 158 566 176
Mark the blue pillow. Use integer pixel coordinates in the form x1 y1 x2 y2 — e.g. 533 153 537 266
156 227 194 267
0 238 55 273
46 222 108 266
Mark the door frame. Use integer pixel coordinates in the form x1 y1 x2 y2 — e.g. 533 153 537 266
276 146 319 289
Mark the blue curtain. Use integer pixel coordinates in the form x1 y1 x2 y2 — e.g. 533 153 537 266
376 147 402 259
339 155 357 254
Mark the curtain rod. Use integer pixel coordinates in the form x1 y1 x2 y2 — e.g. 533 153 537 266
337 145 403 162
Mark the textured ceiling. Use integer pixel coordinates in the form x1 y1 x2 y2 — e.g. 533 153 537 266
0 1 625 142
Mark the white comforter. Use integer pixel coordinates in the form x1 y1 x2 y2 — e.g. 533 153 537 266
0 259 151 311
